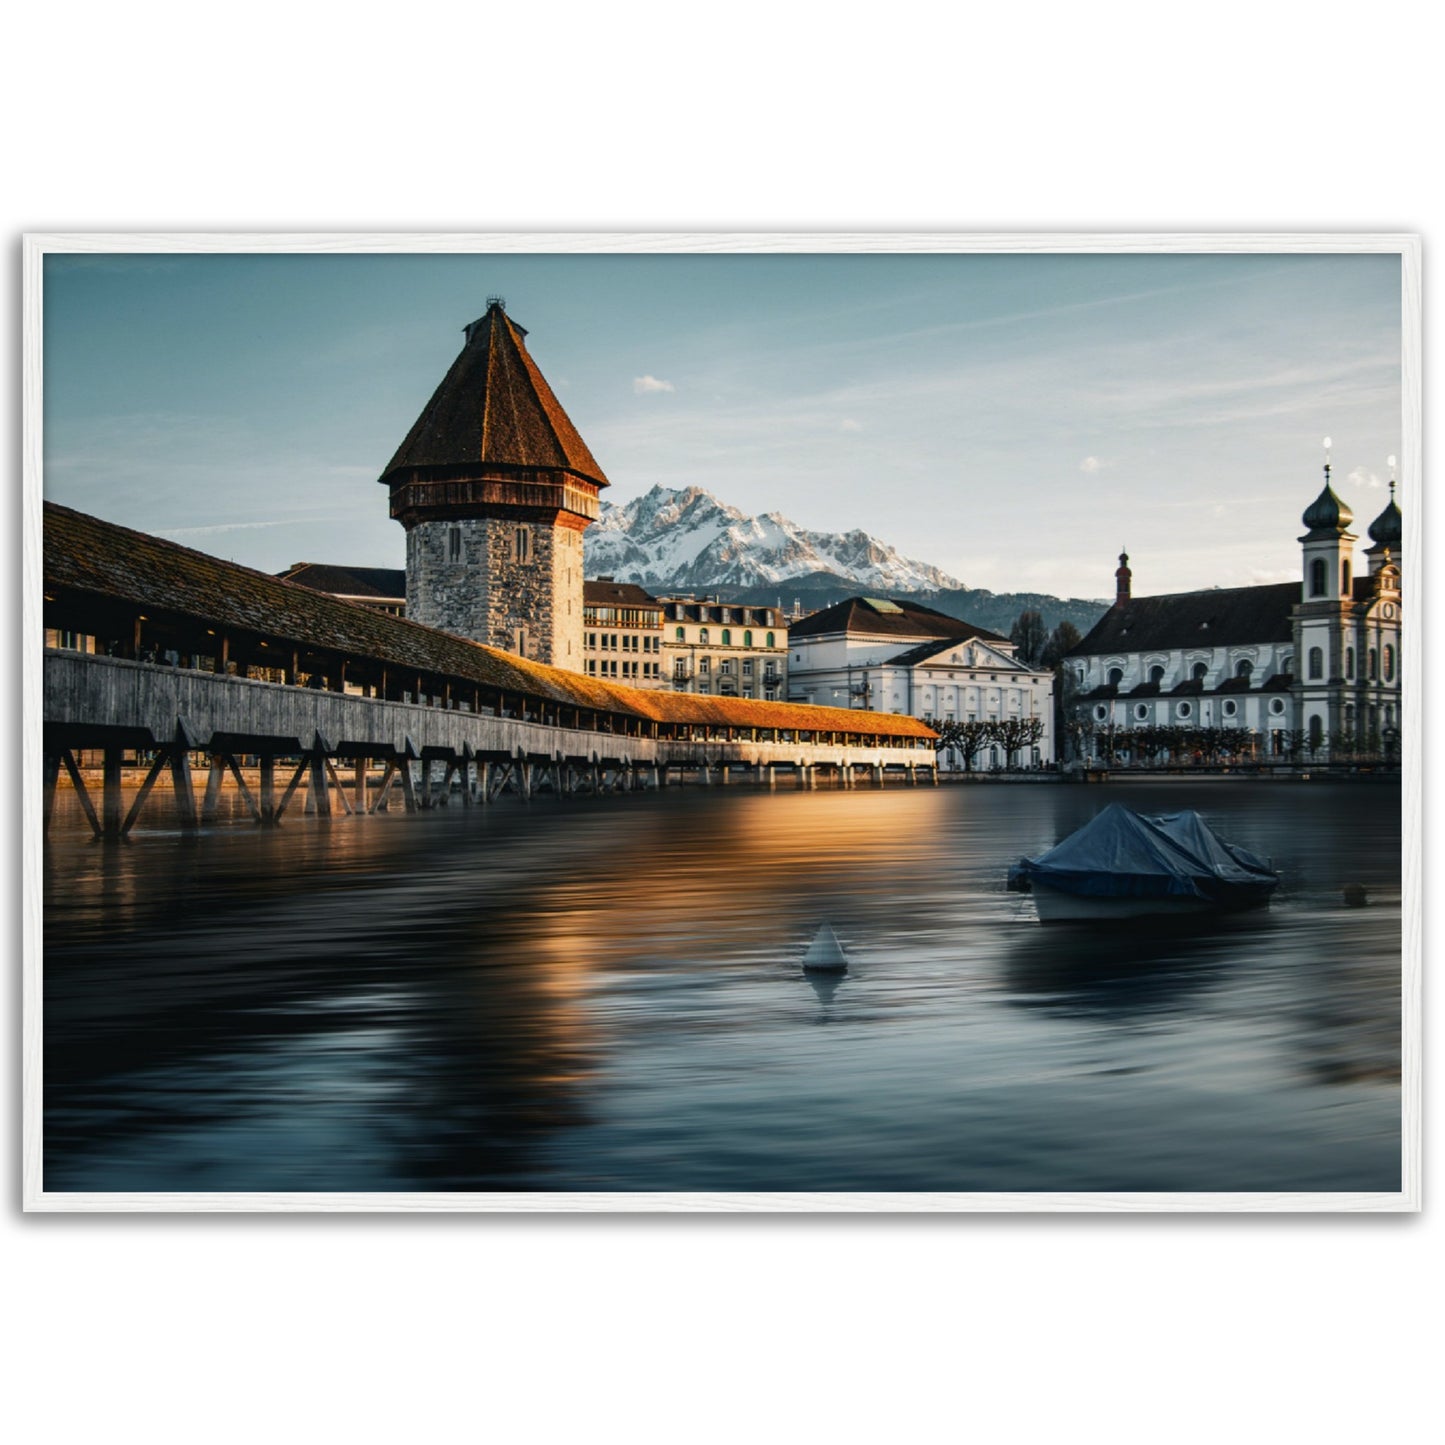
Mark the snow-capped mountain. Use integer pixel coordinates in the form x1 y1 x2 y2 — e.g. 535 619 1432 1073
584 484 964 594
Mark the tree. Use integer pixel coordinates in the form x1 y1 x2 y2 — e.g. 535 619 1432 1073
1040 619 1083 762
1009 609 1049 667
1040 619 1082 669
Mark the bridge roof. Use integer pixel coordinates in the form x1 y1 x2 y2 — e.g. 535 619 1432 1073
379 301 609 489
43 502 933 741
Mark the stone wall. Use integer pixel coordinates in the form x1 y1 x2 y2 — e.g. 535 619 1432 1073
406 516 585 670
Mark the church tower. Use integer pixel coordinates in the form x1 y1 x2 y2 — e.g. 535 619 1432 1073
1293 439 1357 750
379 300 607 669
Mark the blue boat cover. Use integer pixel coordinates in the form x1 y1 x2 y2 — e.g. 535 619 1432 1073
1010 803 1279 901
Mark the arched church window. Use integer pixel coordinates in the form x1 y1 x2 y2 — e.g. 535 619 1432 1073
1308 715 1323 750
1310 558 1327 597
1149 665 1165 685
1346 647 1355 680
1383 645 1395 682
1308 647 1323 680
1235 659 1253 679
1192 662 1208 681
1342 559 1352 593
1368 648 1378 680
1107 667 1123 687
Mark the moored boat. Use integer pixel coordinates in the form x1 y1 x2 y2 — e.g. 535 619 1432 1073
1007 803 1279 923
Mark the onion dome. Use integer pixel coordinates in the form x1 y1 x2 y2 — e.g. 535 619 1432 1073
1368 486 1402 547
1301 481 1352 534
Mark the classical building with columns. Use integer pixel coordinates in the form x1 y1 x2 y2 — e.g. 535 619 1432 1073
1066 454 1403 761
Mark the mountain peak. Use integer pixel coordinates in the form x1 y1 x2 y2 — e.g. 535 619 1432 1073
584 485 963 594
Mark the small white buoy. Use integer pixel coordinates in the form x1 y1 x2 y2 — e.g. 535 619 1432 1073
802 922 849 973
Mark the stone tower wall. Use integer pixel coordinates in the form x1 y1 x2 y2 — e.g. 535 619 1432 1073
406 515 585 669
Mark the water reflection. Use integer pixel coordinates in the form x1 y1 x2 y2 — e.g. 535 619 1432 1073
43 781 1402 1193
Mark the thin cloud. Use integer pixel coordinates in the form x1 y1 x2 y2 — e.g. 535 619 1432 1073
1346 465 1384 491
633 375 675 395
1080 455 1104 473
840 418 863 432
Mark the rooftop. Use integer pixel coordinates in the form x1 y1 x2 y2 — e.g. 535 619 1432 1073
790 595 1009 645
380 301 609 490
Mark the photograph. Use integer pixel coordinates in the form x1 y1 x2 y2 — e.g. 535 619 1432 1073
27 237 1417 1206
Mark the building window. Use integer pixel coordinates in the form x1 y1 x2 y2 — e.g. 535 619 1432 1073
1342 559 1352 594
1269 697 1285 716
1135 703 1149 721
1346 647 1355 680
448 526 462 563
675 626 685 641
1094 704 1108 721
698 657 711 675
1107 667 1123 687
515 526 532 563
1177 701 1192 719
720 658 733 674
514 628 528 657
1308 646 1324 680
765 632 775 647
1383 645 1395 682
1368 648 1378 680
721 629 731 645
1235 659 1253 679
699 628 710 645
1310 558 1327 596
1308 714 1323 749
1222 699 1237 718
742 659 753 677
1148 664 1165 685
743 630 753 647
1192 662 1208 681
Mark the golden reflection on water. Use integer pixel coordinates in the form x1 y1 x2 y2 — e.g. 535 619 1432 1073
42 780 1403 1192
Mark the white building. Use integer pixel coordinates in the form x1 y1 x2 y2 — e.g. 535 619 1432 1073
787 596 1055 767
1067 456 1403 762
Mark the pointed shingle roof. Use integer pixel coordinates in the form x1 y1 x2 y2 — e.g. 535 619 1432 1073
380 302 609 488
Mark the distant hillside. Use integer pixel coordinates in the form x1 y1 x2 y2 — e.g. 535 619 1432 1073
584 485 1107 637
699 575 1108 638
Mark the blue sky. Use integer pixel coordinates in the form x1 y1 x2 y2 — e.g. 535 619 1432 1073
43 249 1402 600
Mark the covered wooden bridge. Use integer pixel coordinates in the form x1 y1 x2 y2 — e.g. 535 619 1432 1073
41 503 938 838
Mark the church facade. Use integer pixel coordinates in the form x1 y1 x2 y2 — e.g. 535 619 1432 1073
1066 457 1403 762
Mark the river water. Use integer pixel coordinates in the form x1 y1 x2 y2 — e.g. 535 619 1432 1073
42 779 1402 1195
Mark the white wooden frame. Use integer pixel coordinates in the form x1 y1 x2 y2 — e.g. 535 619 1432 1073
21 232 1422 1212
